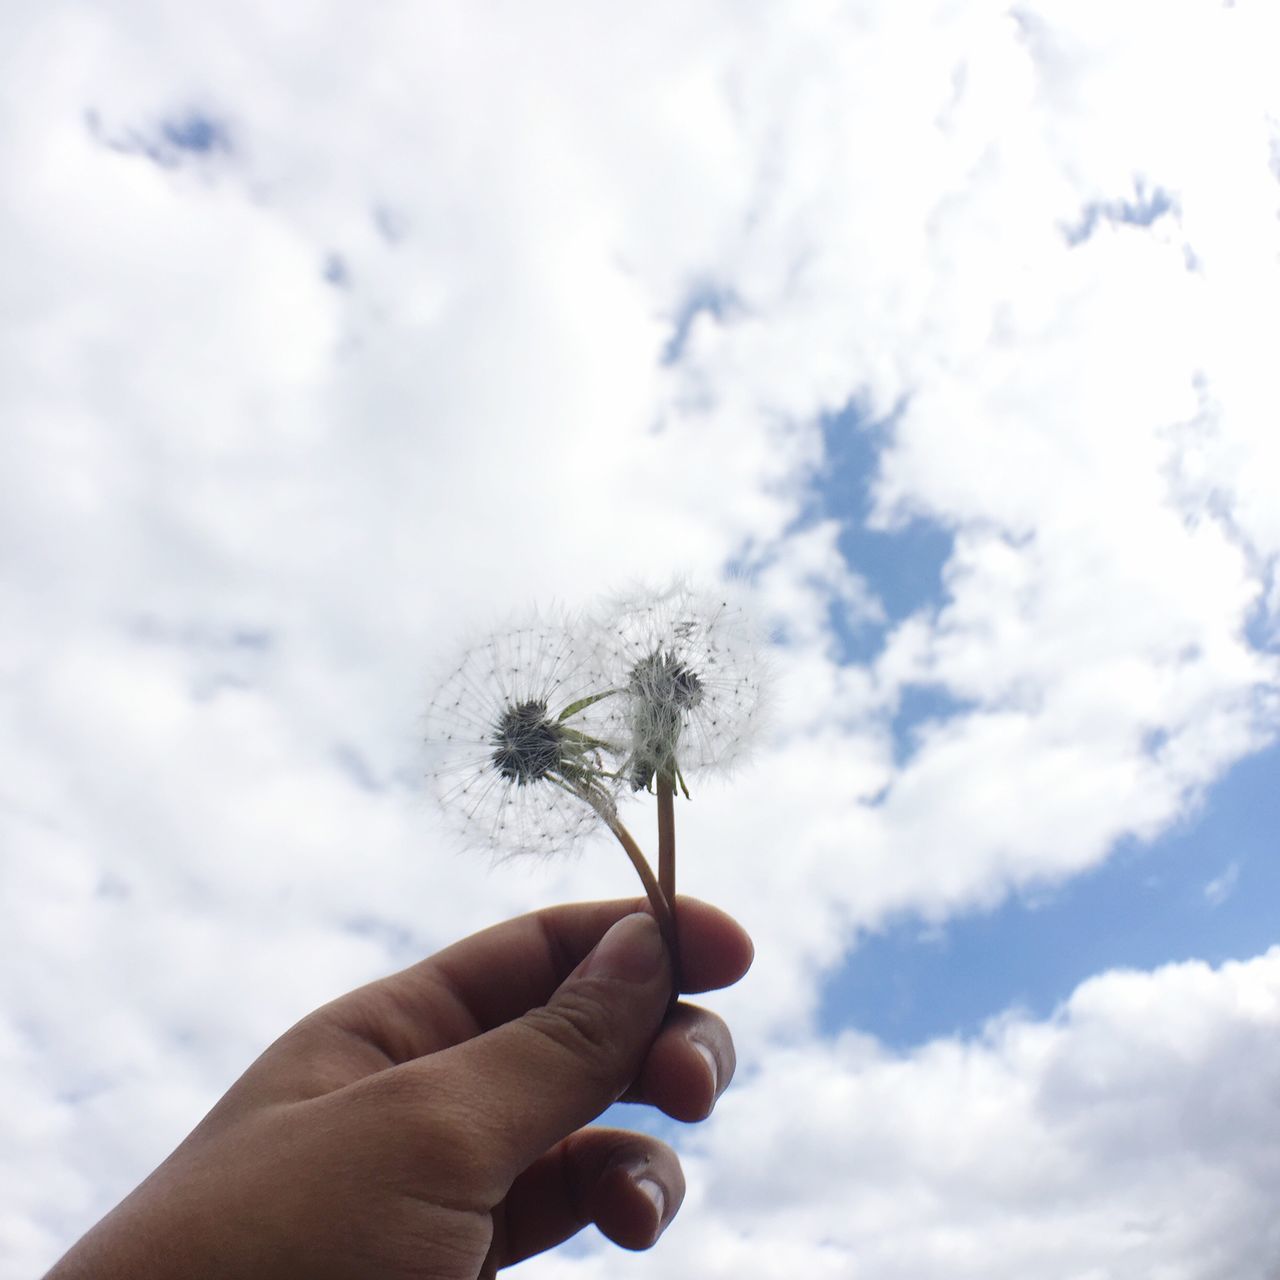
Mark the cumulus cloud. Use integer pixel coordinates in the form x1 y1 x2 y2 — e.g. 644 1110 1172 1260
526 950 1280 1279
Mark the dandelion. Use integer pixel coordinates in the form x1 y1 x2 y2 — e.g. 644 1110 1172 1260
591 580 770 790
589 580 770 901
423 583 772 977
423 614 616 861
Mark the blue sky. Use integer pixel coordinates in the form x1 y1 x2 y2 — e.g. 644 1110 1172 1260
4 3 1280 1279
825 737 1280 1048
817 403 956 656
809 403 1280 1049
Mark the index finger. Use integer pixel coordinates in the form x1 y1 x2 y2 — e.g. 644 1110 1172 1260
329 896 753 1065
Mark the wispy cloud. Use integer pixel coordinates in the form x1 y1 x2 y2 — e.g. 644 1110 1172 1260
1204 860 1241 907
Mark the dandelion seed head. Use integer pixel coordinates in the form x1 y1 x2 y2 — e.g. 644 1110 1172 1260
490 699 564 785
589 579 771 791
423 612 617 861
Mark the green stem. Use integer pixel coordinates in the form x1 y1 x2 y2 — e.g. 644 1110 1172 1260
557 687 621 721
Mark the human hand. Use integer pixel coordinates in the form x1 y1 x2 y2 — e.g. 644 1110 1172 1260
45 897 752 1279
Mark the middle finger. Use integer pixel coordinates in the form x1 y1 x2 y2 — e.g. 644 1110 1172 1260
621 1002 735 1122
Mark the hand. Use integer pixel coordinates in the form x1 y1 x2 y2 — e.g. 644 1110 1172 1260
46 897 753 1279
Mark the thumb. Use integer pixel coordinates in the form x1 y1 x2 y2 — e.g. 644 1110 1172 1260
438 912 672 1181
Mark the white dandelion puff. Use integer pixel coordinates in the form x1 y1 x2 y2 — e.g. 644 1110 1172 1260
423 613 619 861
581 578 773 907
589 579 771 795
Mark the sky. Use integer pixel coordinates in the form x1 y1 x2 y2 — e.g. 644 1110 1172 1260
3 1 1280 1276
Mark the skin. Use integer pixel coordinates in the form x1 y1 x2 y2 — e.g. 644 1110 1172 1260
45 896 752 1279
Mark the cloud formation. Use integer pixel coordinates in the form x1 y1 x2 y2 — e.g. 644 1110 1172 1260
527 949 1280 1279
3 0 1279 1275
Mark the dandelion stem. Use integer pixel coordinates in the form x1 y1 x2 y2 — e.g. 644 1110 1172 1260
603 811 683 991
549 774 682 985
657 772 676 905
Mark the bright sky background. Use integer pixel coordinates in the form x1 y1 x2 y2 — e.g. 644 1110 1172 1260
4 2 1280 1277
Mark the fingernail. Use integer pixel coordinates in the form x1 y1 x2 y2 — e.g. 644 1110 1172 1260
580 913 666 985
691 1037 720 1098
634 1176 667 1237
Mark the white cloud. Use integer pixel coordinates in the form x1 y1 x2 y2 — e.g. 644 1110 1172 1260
1204 861 1241 907
525 949 1280 1279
